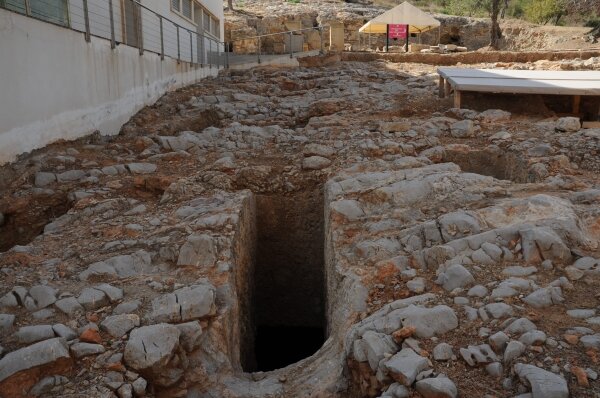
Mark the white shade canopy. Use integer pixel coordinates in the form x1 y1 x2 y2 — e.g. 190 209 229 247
359 1 440 34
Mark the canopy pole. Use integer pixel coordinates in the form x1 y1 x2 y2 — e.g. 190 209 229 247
368 31 371 49
405 24 409 52
386 24 389 52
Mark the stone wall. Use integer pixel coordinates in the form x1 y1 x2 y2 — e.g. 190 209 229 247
225 10 495 54
421 15 491 49
226 12 327 55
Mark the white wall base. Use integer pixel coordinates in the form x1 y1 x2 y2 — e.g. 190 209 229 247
0 9 219 165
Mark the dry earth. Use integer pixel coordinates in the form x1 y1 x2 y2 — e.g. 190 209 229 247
1 55 600 398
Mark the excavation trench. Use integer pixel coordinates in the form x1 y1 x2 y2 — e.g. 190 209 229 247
241 189 326 373
444 148 531 182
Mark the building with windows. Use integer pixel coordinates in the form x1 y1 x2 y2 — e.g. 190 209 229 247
0 0 224 164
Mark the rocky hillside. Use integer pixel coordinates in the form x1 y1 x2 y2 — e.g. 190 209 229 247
224 0 598 52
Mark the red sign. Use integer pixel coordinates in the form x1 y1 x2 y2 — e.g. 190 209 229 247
388 24 408 39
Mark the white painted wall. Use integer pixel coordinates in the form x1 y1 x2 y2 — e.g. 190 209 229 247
0 8 221 165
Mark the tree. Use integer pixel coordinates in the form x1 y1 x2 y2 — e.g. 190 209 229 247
489 0 502 49
525 0 567 25
227 0 234 11
445 0 507 48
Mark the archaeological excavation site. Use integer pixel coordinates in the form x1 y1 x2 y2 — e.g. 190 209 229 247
3 1 600 398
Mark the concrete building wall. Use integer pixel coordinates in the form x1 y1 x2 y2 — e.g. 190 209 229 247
0 7 221 165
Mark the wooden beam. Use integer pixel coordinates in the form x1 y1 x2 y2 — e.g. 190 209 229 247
444 80 451 97
572 95 581 114
582 121 600 129
438 76 445 98
454 90 461 109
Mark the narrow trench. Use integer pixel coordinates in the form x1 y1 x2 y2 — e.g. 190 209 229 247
242 189 326 372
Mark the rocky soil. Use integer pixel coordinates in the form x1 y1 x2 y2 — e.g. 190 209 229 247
2 55 600 398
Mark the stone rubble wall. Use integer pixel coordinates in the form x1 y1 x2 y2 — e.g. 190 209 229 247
225 1 595 54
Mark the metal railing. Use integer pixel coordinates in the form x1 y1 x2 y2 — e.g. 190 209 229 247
227 25 330 66
0 0 226 68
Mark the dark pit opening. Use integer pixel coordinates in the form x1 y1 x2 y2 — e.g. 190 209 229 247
255 326 325 371
444 148 530 182
460 92 600 121
0 194 71 252
243 189 326 372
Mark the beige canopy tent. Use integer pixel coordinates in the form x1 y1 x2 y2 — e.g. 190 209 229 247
359 1 440 35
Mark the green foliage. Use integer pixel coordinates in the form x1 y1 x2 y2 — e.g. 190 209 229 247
524 0 566 24
374 0 589 26
585 17 600 29
286 0 301 3
445 0 488 17
505 0 527 18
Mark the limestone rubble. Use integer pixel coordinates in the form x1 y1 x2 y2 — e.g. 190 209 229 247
1 56 600 397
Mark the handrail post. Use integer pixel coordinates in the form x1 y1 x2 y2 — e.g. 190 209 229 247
257 36 261 64
289 31 293 58
109 0 116 49
209 39 212 69
199 34 204 66
82 0 90 42
189 31 193 64
177 25 180 62
137 2 143 55
217 42 221 69
225 42 229 69
159 16 164 60
320 27 324 54
24 0 31 16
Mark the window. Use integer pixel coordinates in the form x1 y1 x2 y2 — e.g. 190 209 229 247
122 0 140 47
172 0 193 21
169 0 220 38
181 0 192 19
203 10 210 32
211 16 219 37
1 0 26 14
1 0 69 26
193 3 202 25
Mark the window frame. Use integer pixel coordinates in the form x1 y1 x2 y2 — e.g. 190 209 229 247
170 0 194 24
180 0 192 20
170 0 220 39
210 15 219 37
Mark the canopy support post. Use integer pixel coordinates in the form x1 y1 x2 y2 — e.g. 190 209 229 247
405 24 409 52
573 95 581 114
454 90 462 109
386 24 389 52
